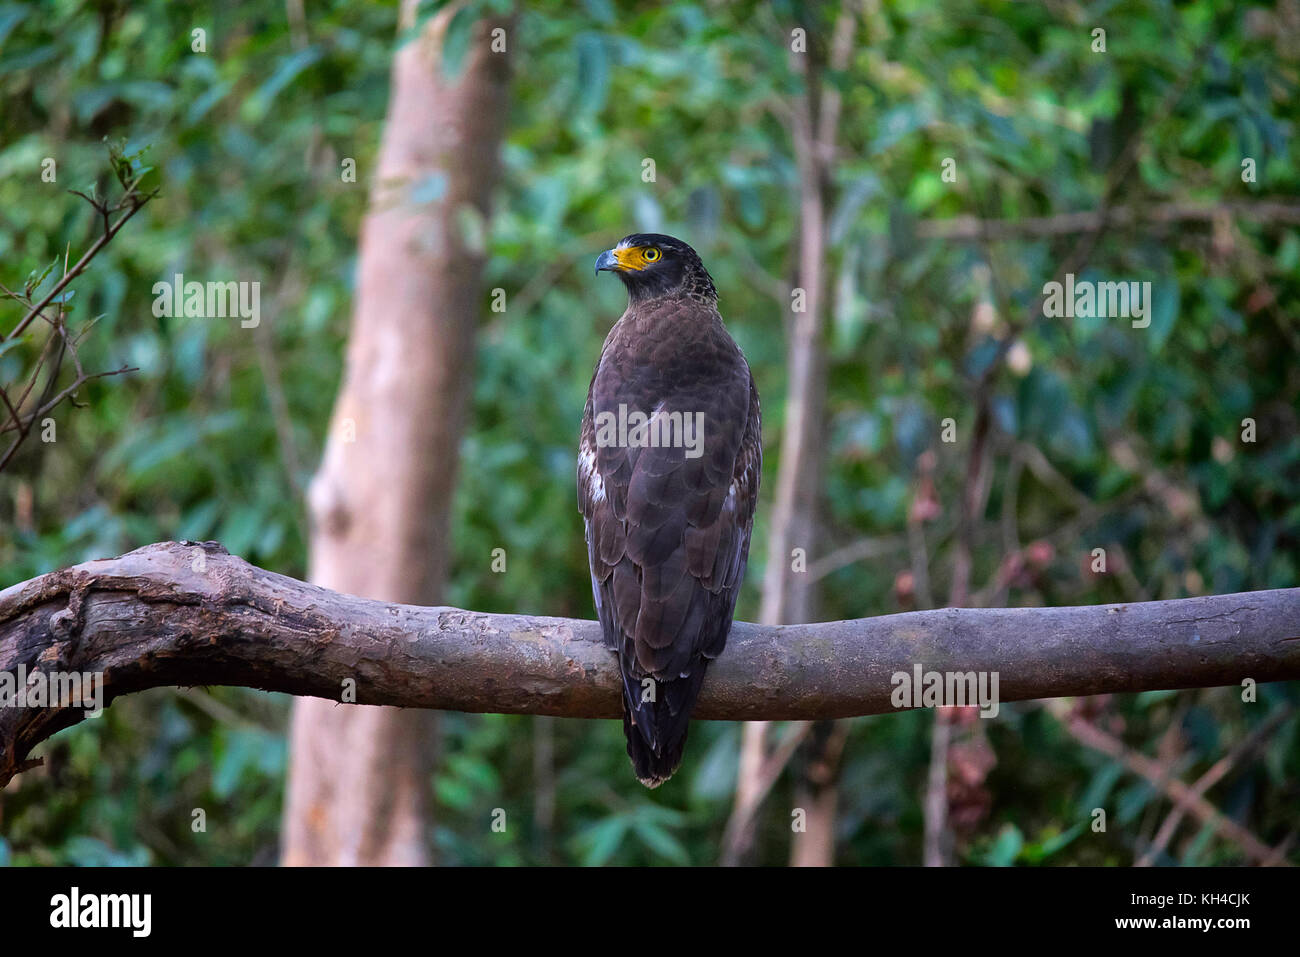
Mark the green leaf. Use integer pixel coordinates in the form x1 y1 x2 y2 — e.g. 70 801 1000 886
576 817 628 866
575 33 609 116
631 818 690 865
1022 821 1086 863
987 823 1024 866
0 4 29 48
243 47 325 121
1147 279 1179 351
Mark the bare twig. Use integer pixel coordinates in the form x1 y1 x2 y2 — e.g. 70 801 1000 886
0 147 155 473
5 188 153 344
917 200 1300 242
1047 701 1290 866
1136 705 1295 866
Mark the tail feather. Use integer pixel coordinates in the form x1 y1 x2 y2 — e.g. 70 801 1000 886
622 666 708 788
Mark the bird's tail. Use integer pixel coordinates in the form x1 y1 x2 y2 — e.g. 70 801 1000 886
621 667 708 788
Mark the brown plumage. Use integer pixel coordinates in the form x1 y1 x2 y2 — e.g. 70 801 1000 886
579 233 761 787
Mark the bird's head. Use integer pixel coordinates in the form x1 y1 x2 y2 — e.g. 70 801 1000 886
594 233 716 304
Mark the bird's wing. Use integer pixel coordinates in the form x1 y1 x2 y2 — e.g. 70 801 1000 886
579 313 760 752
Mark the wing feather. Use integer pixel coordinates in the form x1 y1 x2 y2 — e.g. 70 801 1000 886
579 297 761 784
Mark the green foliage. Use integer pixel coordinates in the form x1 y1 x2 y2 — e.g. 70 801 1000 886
1 0 1297 865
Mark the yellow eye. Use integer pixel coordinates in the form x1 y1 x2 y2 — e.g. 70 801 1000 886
643 247 661 262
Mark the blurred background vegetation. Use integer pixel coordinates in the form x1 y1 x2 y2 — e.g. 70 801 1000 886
0 0 1297 865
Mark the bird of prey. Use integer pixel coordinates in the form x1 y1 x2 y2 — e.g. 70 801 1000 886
579 233 761 787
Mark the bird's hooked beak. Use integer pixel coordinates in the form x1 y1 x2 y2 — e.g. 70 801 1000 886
594 248 620 275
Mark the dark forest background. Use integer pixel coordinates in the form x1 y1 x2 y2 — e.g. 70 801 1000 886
0 0 1297 865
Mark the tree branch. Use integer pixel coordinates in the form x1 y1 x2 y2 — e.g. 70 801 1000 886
1047 700 1291 865
2 540 1298 788
916 200 1300 242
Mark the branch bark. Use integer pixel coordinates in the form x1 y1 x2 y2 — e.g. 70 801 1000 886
3 541 1298 789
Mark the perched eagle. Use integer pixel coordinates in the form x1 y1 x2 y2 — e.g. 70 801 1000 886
579 233 761 787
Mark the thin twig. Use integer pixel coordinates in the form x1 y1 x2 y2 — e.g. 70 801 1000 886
1136 705 1295 866
1047 701 1289 866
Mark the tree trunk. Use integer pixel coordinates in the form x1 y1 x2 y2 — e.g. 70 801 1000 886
726 7 853 868
280 1 510 866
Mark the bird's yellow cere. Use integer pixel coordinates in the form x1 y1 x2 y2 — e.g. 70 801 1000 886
610 244 660 271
